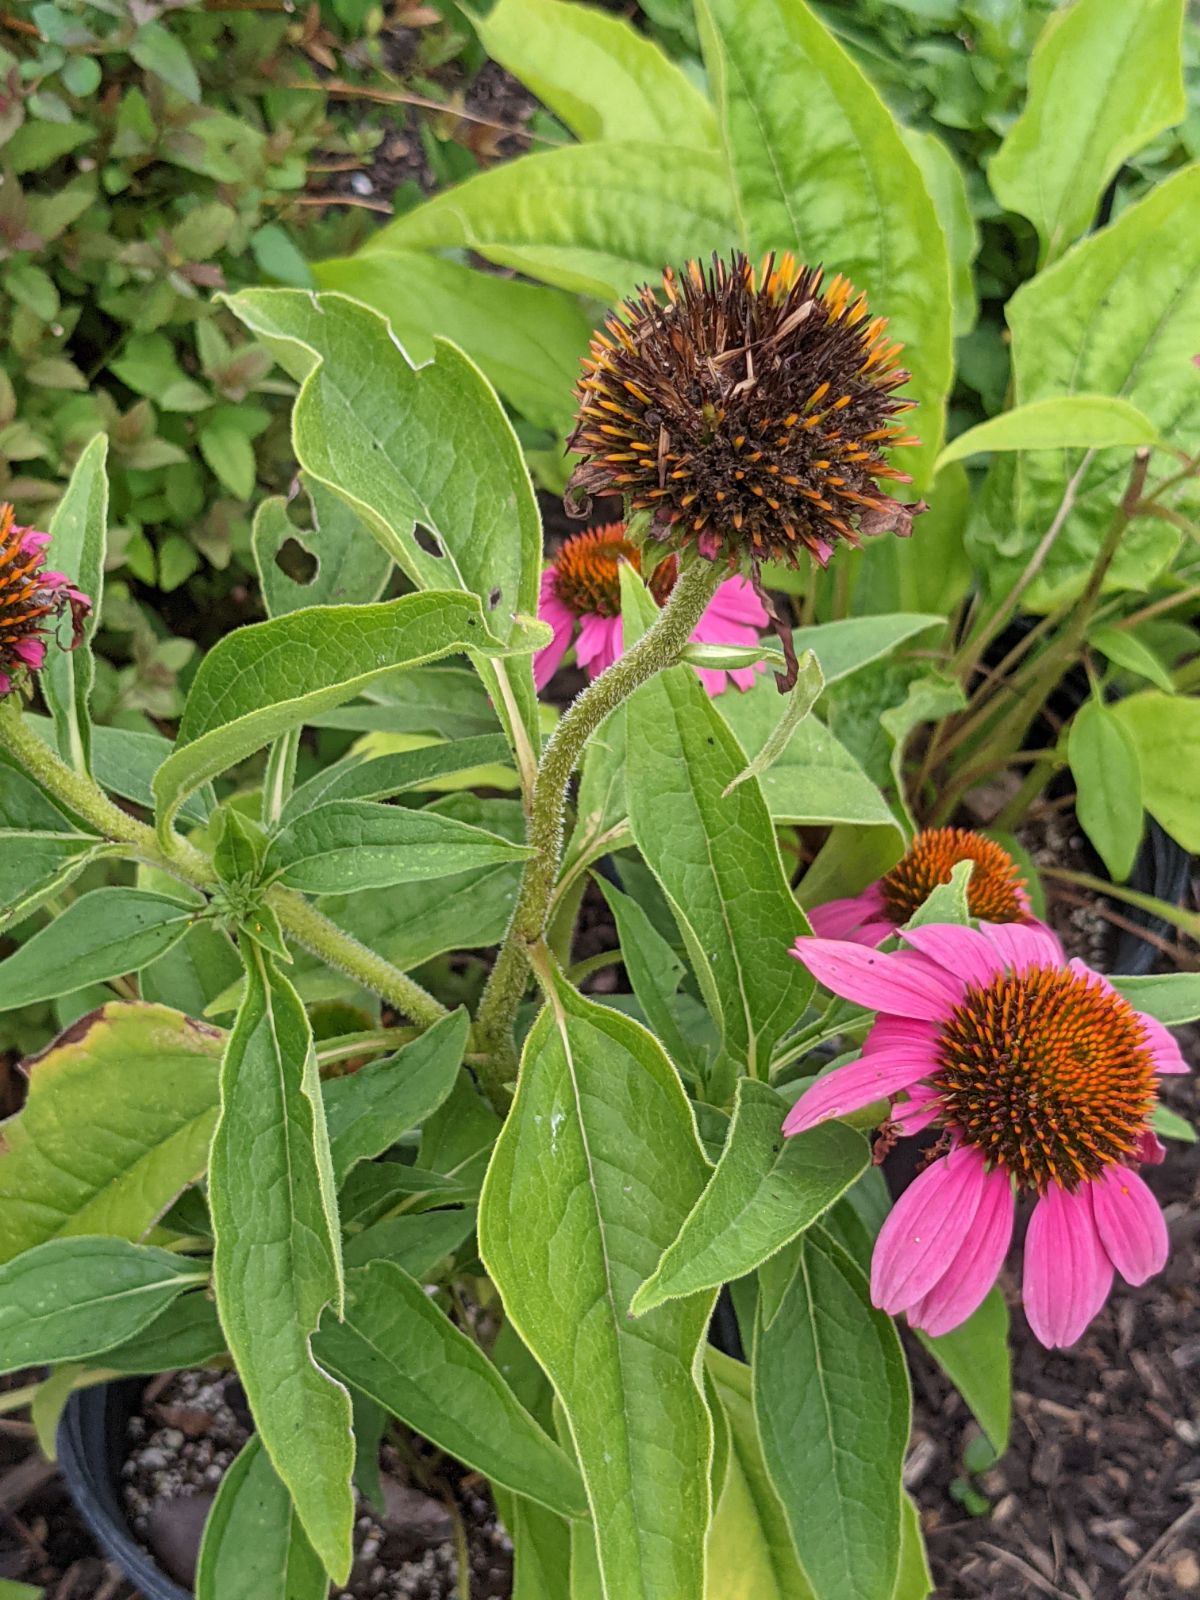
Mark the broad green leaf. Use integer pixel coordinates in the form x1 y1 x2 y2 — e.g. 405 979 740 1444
142 922 243 1017
723 650 823 797
1153 1104 1196 1144
196 1437 326 1600
990 0 1186 264
696 0 952 486
129 20 201 100
308 665 499 741
706 1349 814 1600
0 1003 222 1264
895 1493 933 1600
1087 626 1174 694
342 1208 476 1275
1111 973 1200 1025
595 876 699 1079
633 1080 867 1314
98 1290 227 1374
626 663 812 1080
313 250 591 434
367 141 736 301
0 831 115 932
252 486 392 618
970 166 1200 608
41 433 107 775
0 1580 43 1599
0 888 194 1012
938 396 1164 470
1068 699 1144 882
904 858 974 930
282 734 511 821
915 1288 1011 1455
87 723 214 825
153 592 545 834
1111 691 1200 851
733 614 942 688
755 1229 910 1600
322 1009 468 1185
900 127 977 338
479 974 714 1600
476 0 717 147
881 674 966 829
209 948 353 1583
264 799 532 894
224 289 545 769
0 1237 206 1374
315 1260 586 1518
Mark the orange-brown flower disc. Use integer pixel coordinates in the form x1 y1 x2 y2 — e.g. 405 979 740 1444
566 251 921 568
880 828 1028 925
934 968 1157 1192
551 523 676 616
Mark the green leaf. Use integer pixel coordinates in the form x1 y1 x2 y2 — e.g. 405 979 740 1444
0 1002 222 1264
971 166 1200 609
1068 699 1144 882
755 1229 910 1600
479 973 714 1600
98 1290 228 1374
141 921 243 1017
900 127 977 339
1112 972 1200 1025
626 663 812 1080
881 674 966 830
476 0 716 147
895 1493 933 1600
315 1259 586 1519
252 487 392 619
989 0 1186 264
633 1080 867 1315
41 433 107 775
129 20 201 102
196 1437 326 1600
264 799 533 894
223 289 545 769
199 414 256 499
1152 1103 1196 1144
937 396 1165 470
313 251 590 436
1110 691 1200 852
594 875 699 1079
723 650 824 797
342 1208 476 1275
86 723 214 825
915 1289 1011 1456
322 1009 467 1185
0 888 194 1012
0 830 114 933
209 948 353 1583
153 592 545 835
1087 626 1174 694
696 0 952 487
904 858 974 929
0 1237 206 1374
367 142 736 302
282 733 512 821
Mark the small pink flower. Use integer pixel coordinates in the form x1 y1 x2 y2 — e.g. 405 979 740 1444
810 826 1038 947
785 921 1186 1346
0 504 90 696
534 523 767 697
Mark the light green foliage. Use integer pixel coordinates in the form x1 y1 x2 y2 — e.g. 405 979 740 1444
252 486 393 619
938 396 1164 469
905 858 973 928
900 127 977 338
0 1237 206 1374
1087 627 1175 694
595 876 700 1080
1069 699 1144 881
916 1289 1012 1455
196 1438 326 1600
99 1292 227 1375
282 734 512 821
480 975 715 1600
315 1260 587 1518
990 0 1186 263
723 651 824 797
209 948 353 1583
633 1080 868 1313
696 0 953 487
1112 691 1200 851
1112 973 1200 1025
0 1003 222 1263
40 436 107 776
754 1231 910 1600
477 0 717 147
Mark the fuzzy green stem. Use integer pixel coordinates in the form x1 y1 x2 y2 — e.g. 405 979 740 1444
0 702 448 1029
472 557 725 1107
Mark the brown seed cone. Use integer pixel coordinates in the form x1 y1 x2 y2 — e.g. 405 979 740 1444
566 251 923 569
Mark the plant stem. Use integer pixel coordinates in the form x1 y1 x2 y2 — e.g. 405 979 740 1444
471 558 724 1108
0 703 448 1029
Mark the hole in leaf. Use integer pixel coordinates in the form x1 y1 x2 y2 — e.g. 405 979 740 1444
274 537 319 586
415 524 444 558
487 587 502 610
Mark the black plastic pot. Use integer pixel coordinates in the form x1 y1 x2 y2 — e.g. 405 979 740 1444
58 1379 192 1600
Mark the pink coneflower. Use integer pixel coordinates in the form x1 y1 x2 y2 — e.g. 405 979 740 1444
0 503 90 696
534 523 768 697
810 827 1037 946
785 921 1187 1347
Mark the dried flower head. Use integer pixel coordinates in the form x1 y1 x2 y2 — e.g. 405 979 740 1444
567 251 921 570
0 504 90 696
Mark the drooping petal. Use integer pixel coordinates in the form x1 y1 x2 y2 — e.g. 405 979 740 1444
978 920 1064 974
1022 1183 1113 1349
901 923 1007 991
907 1165 1014 1337
575 614 623 678
808 890 883 941
1090 1166 1168 1286
790 938 962 1021
1135 1129 1167 1166
10 636 45 668
782 1047 930 1136
892 1084 942 1135
870 1144 989 1314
